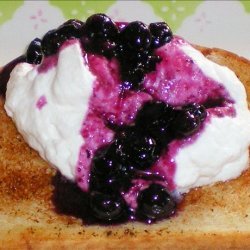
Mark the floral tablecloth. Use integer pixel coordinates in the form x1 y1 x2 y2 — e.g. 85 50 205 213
0 0 249 66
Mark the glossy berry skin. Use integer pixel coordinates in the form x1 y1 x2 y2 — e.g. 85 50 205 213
84 14 118 40
90 146 118 177
120 21 151 51
90 173 121 194
184 103 207 122
80 14 118 58
89 145 133 192
26 38 43 64
114 128 160 170
41 20 83 56
121 50 161 72
41 29 62 56
137 183 176 221
120 65 145 90
119 49 161 90
143 54 161 71
172 107 202 137
136 101 175 146
57 22 82 39
171 103 206 137
61 19 84 30
118 50 146 89
38 16 165 90
90 191 127 222
149 22 173 49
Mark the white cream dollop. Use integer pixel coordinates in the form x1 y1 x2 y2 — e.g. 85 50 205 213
174 45 250 193
5 41 95 180
4 40 250 194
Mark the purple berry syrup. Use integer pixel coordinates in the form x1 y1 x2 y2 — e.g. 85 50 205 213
0 55 26 96
72 37 234 208
0 31 235 223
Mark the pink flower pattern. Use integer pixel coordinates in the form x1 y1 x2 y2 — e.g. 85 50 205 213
30 9 47 30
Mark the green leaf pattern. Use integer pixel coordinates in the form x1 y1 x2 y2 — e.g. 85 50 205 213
239 0 250 12
0 1 24 25
49 0 116 21
0 1 248 31
144 0 202 30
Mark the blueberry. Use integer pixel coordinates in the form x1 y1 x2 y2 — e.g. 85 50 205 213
149 22 173 49
89 145 133 192
26 38 43 64
90 173 121 193
119 47 149 62
57 22 83 39
61 19 84 29
143 55 162 72
120 21 151 51
121 66 145 90
136 101 175 146
171 103 206 137
115 21 163 90
130 51 156 72
118 47 161 90
136 101 174 125
90 191 127 222
184 103 207 122
134 52 161 73
41 19 84 56
137 184 176 221
96 38 118 58
114 128 160 170
41 29 62 56
120 80 135 91
119 50 149 90
172 108 201 137
90 146 118 177
80 14 118 57
119 63 144 90
84 13 118 40
81 31 117 58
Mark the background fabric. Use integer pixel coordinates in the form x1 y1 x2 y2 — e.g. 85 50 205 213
0 0 249 65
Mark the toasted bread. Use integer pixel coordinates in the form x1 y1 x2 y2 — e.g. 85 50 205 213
0 47 250 250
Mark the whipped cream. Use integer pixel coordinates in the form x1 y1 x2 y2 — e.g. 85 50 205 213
5 41 95 180
4 39 250 194
174 45 250 193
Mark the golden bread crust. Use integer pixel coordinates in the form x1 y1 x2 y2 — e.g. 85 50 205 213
0 47 250 249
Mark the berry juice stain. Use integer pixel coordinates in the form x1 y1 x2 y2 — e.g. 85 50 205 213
75 36 234 196
0 55 26 96
36 95 47 110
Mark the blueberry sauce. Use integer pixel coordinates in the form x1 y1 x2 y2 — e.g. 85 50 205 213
74 36 233 223
143 37 234 107
38 39 79 74
0 14 236 224
52 172 129 225
36 95 47 110
37 55 58 74
0 55 26 96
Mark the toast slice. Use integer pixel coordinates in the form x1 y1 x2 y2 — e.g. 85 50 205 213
0 47 250 250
